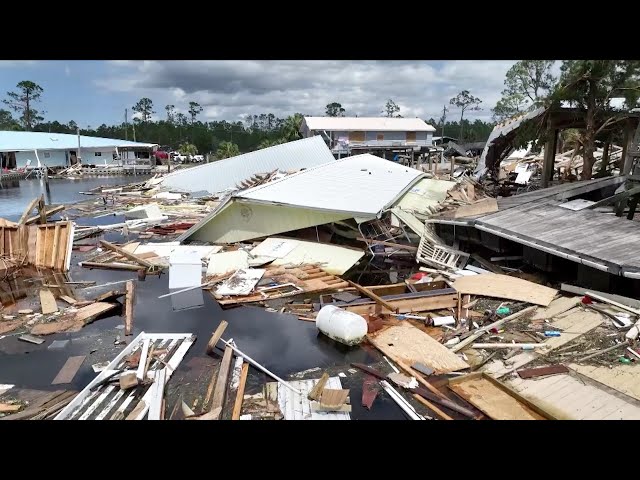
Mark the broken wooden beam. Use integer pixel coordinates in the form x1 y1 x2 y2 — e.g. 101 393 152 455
206 320 228 356
39 288 58 314
18 197 40 225
346 280 398 313
209 345 234 420
25 205 65 225
51 356 86 385
308 372 329 401
37 195 47 225
587 185 640 209
231 362 249 420
98 240 153 269
124 281 134 336
80 261 143 271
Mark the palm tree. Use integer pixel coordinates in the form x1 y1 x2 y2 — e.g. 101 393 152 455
281 114 303 141
216 141 240 159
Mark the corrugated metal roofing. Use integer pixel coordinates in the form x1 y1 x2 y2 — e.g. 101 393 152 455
303 117 436 132
0 130 157 152
237 154 425 217
395 177 456 213
158 136 335 195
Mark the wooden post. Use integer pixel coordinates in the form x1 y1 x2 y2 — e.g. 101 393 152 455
37 194 47 225
428 153 432 172
98 240 153 268
346 280 398 313
627 194 639 220
598 141 610 176
450 156 455 178
206 320 228 356
209 345 234 419
231 362 249 420
622 120 637 175
124 280 134 335
542 128 558 188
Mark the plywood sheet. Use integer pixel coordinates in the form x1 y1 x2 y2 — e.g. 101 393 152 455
569 363 640 402
39 289 58 314
368 323 469 374
542 307 604 352
453 198 498 218
507 372 640 420
52 356 86 385
452 273 557 306
532 296 582 320
449 375 546 420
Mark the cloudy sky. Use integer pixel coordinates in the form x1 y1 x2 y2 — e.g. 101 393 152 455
0 60 528 127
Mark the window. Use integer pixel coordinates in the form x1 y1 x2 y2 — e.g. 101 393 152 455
43 152 51 158
406 131 417 142
376 133 384 141
95 152 102 157
348 131 365 142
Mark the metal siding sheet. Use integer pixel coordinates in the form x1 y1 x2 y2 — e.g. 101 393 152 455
394 177 456 213
239 154 424 216
159 136 335 195
0 130 156 152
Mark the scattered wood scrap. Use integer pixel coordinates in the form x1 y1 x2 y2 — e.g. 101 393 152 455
30 302 117 335
308 372 330 401
39 289 58 314
367 323 469 374
206 320 228 355
517 365 569 379
51 356 86 385
124 281 135 335
452 273 557 306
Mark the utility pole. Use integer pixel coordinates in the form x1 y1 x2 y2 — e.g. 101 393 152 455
132 121 136 142
441 105 448 138
125 108 128 141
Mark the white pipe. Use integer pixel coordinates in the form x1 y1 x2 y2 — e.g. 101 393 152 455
219 338 301 395
471 343 545 349
380 380 425 420
158 282 210 299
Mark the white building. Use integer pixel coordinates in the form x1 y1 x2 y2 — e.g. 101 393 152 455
0 131 158 170
300 117 436 158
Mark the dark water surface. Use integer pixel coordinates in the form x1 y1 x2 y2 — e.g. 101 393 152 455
0 176 150 221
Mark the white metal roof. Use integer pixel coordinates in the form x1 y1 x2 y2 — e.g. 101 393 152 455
0 130 157 152
237 153 425 217
158 136 335 195
303 117 436 132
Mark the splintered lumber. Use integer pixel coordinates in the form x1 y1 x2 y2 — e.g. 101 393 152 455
93 290 124 302
206 320 228 355
119 372 139 390
37 195 47 225
75 302 117 325
517 365 569 379
51 356 86 385
448 372 552 420
308 372 330 401
80 261 143 271
124 281 135 336
585 291 640 316
231 362 249 420
319 388 350 409
368 323 469 373
452 274 557 306
59 295 77 305
472 343 546 349
18 197 41 225
577 341 628 362
0 404 21 413
209 345 234 420
453 198 499 218
98 240 153 268
347 280 398 313
30 302 117 335
311 401 352 413
25 205 65 225
39 289 58 314
451 306 536 353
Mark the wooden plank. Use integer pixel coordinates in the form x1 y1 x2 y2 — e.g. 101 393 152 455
449 372 546 420
124 281 134 336
30 302 117 335
39 288 58 314
18 197 40 225
50 224 61 269
206 320 228 355
51 356 86 385
311 401 352 413
99 240 153 268
368 323 469 374
55 223 70 271
344 293 458 315
532 296 582 320
75 302 117 325
518 365 570 379
25 205 66 225
209 345 234 419
319 388 349 408
542 308 604 352
308 372 329 401
231 362 249 420
347 280 398 313
27 225 37 265
36 226 45 267
452 273 557 306
569 363 640 402
585 291 640 316
37 195 47 225
80 261 142 271
453 198 499 218
148 368 166 420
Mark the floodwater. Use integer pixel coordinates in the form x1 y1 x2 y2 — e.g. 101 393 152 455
0 215 410 419
0 175 150 221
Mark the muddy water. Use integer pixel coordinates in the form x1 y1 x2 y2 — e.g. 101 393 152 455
0 229 409 419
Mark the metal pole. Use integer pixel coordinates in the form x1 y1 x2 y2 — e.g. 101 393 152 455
125 108 128 141
219 338 302 395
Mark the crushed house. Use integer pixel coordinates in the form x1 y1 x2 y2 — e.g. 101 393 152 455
300 116 436 160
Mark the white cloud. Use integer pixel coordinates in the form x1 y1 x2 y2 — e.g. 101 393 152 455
65 64 71 77
96 60 522 122
0 60 38 68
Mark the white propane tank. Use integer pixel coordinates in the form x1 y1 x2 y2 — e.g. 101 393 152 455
316 305 368 346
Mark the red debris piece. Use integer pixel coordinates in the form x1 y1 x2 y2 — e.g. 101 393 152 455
581 296 593 304
362 375 380 410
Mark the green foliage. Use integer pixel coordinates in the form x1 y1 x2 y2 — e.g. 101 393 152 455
384 99 400 117
165 104 175 123
426 117 495 143
132 97 154 122
216 141 240 159
3 80 45 130
178 142 198 156
0 109 22 130
188 102 203 124
449 90 482 141
492 61 556 121
325 102 345 117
